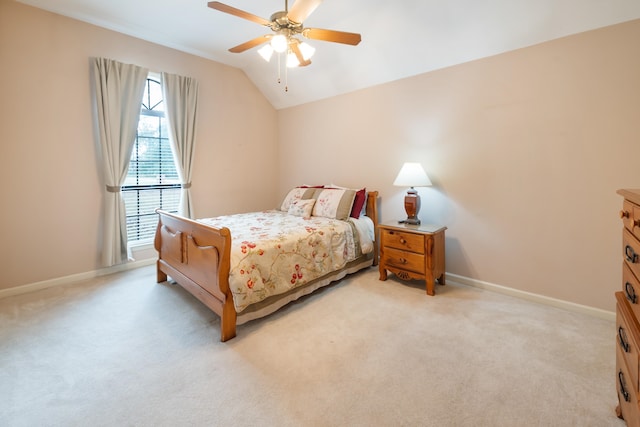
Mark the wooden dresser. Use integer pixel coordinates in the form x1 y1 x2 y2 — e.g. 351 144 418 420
378 221 446 296
616 189 640 426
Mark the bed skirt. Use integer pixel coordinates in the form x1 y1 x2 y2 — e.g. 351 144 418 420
236 253 374 325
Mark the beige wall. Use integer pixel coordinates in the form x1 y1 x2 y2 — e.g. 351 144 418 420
3 0 639 314
278 19 640 312
0 0 278 290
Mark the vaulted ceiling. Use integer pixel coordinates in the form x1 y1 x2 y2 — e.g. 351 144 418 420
16 0 640 109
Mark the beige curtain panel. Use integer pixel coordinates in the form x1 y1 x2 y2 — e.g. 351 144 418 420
161 72 199 219
93 57 148 267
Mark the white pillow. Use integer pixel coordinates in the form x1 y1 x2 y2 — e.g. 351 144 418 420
288 199 316 218
280 187 316 211
325 184 367 218
312 188 356 220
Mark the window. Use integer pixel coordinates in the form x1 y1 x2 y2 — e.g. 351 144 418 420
123 76 180 244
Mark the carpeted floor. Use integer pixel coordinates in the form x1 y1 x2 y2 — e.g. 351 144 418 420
0 265 625 426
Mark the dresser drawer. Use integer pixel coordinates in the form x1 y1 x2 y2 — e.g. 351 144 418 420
617 344 640 426
381 229 425 254
383 247 425 274
624 263 640 322
622 199 640 242
622 200 637 232
617 292 640 393
625 229 640 282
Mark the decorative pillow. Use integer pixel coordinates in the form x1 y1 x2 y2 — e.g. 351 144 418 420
288 199 316 218
324 184 367 219
280 187 317 211
312 188 356 220
350 188 367 219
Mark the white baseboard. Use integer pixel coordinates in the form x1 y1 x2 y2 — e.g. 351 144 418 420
0 258 156 300
446 272 615 322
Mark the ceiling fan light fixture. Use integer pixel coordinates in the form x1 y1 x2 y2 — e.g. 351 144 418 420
257 44 274 62
299 42 315 60
286 51 300 68
208 0 361 90
286 40 315 68
270 34 288 53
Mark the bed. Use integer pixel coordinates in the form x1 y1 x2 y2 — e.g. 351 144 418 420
154 187 379 341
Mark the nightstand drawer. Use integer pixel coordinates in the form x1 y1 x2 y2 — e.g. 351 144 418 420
381 229 425 254
383 247 425 274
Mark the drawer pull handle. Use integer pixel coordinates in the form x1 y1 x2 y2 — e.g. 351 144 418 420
399 257 407 264
625 245 638 264
399 238 406 244
619 370 631 403
621 210 630 219
618 326 631 353
625 282 638 304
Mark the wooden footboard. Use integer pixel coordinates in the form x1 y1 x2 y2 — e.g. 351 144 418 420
154 210 237 341
154 190 379 342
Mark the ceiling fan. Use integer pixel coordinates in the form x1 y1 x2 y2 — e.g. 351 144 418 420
207 0 361 67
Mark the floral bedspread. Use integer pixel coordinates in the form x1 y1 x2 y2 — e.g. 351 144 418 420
198 211 363 313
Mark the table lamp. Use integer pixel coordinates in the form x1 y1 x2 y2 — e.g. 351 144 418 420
393 162 432 225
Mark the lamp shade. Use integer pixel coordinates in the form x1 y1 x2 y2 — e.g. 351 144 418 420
393 162 432 187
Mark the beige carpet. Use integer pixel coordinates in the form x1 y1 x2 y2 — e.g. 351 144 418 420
0 265 625 426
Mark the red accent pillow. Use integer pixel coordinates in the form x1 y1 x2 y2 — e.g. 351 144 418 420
350 188 366 219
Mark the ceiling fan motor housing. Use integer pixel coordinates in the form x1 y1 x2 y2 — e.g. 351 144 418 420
270 11 303 34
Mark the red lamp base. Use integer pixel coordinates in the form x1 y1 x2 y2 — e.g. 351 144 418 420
401 188 421 225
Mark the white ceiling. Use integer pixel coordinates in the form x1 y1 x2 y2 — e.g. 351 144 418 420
16 0 640 109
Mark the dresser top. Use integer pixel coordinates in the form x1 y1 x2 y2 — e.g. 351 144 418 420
380 221 447 234
618 189 640 205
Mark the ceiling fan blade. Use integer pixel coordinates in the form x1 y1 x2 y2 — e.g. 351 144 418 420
229 35 271 53
208 1 271 26
290 42 311 67
287 0 323 24
303 28 361 45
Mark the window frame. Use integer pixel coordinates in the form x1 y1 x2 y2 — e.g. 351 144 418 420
122 75 180 245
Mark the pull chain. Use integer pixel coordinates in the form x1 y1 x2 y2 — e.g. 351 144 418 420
274 51 289 92
277 52 281 84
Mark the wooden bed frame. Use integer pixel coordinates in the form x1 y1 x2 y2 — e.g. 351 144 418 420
154 191 379 342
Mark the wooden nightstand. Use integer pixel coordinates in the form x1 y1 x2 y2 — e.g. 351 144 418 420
378 221 447 296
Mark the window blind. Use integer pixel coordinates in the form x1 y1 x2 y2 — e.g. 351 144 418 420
123 77 180 243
